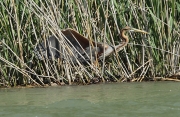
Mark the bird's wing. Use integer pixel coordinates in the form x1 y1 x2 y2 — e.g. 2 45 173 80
62 28 93 49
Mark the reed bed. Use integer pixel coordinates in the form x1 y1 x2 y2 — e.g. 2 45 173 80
0 0 179 87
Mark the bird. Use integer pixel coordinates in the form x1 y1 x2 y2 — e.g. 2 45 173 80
34 26 148 64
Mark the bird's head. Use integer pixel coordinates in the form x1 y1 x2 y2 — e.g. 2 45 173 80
122 26 149 34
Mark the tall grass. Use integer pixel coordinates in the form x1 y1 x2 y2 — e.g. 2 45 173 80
0 0 179 87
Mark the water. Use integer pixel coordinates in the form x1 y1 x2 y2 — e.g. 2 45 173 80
0 82 180 117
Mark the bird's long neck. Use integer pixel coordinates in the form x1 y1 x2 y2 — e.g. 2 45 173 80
114 30 129 52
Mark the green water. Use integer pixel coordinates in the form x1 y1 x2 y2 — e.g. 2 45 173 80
0 82 180 117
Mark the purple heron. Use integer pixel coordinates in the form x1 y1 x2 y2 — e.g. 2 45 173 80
35 26 148 64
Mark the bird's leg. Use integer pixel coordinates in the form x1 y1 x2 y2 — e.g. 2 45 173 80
93 49 100 68
64 61 71 85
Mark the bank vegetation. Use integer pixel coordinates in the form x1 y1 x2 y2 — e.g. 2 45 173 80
0 0 179 87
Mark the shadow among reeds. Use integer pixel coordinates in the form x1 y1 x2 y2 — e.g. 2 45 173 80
0 0 179 87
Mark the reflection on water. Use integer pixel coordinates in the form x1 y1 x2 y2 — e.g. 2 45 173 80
0 82 180 117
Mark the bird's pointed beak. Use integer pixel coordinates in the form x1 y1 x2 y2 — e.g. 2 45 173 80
130 28 149 34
